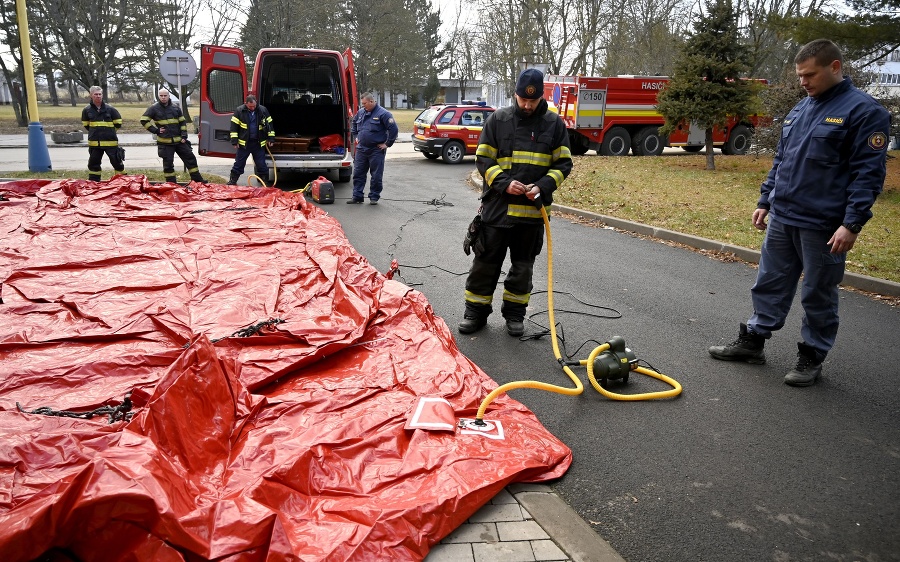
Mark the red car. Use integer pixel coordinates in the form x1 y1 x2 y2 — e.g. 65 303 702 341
411 102 494 164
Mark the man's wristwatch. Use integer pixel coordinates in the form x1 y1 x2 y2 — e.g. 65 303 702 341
843 222 863 234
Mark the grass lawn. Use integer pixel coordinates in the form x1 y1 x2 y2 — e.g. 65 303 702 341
557 153 900 284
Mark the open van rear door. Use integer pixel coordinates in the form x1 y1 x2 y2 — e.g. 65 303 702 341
343 48 359 116
342 48 358 157
199 44 247 158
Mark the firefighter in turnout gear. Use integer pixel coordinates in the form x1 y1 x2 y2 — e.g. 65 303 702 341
459 68 573 337
141 88 206 183
228 95 275 185
82 86 124 181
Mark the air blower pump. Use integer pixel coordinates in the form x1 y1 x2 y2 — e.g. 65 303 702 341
310 176 335 204
592 336 637 388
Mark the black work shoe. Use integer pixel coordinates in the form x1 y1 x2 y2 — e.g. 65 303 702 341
505 319 525 337
708 323 766 364
784 344 823 387
458 316 487 334
346 198 364 204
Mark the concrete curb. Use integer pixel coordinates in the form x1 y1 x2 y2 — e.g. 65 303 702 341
509 485 626 562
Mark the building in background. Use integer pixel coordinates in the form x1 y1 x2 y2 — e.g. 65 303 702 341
865 48 900 149
379 78 484 109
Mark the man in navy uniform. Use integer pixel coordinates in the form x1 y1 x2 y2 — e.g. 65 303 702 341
708 39 891 386
348 92 399 204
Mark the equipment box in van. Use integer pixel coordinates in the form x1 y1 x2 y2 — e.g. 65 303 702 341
198 45 359 183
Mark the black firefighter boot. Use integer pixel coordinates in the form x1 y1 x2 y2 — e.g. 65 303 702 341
227 171 240 185
783 342 824 387
708 323 766 364
165 175 177 184
190 172 208 184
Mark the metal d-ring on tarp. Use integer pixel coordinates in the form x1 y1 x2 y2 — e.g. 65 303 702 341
16 392 134 424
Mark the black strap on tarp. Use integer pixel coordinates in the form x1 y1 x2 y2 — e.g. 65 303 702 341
16 392 134 424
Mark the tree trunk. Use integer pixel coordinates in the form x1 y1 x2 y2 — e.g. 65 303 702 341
46 70 59 106
705 128 716 170
13 87 28 126
68 79 78 107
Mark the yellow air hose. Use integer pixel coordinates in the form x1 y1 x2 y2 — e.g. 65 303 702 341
247 144 278 188
473 200 682 423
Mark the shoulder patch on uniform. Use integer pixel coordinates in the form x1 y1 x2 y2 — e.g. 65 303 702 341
389 118 395 124
868 131 887 150
824 117 844 124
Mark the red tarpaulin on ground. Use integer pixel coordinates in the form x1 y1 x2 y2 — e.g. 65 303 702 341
0 176 571 561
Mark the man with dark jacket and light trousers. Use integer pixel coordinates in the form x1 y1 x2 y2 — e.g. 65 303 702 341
708 39 891 386
140 88 206 183
458 68 573 337
348 92 398 204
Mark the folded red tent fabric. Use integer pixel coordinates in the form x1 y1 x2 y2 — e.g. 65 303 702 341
0 176 571 561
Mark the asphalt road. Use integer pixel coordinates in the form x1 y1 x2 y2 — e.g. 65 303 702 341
5 143 899 561
319 155 900 562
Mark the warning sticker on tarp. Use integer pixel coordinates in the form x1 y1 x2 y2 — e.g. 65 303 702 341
0 177 571 561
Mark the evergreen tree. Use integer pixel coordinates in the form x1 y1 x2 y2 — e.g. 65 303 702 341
656 0 755 170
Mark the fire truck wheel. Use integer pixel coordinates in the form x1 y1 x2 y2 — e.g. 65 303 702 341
632 127 665 156
442 141 465 164
424 152 440 160
722 125 752 155
600 127 632 156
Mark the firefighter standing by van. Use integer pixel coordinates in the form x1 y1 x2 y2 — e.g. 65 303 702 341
228 95 275 185
140 88 206 184
82 86 125 181
459 69 573 337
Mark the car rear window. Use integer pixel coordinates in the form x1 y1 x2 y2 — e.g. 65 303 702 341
415 108 440 125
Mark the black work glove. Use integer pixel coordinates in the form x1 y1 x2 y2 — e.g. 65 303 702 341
231 139 238 146
463 215 483 256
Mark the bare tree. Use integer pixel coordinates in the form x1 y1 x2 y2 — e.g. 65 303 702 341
198 0 243 46
0 2 28 125
34 0 133 98
601 0 692 76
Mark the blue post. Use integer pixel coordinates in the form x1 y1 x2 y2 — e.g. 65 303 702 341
28 122 52 172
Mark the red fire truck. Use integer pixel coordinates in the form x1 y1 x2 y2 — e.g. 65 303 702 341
544 74 766 156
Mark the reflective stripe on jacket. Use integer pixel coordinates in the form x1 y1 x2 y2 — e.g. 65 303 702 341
81 102 122 147
475 99 572 225
141 100 188 144
230 104 275 148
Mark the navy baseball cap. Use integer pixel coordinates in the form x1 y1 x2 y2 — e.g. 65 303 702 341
515 69 544 99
